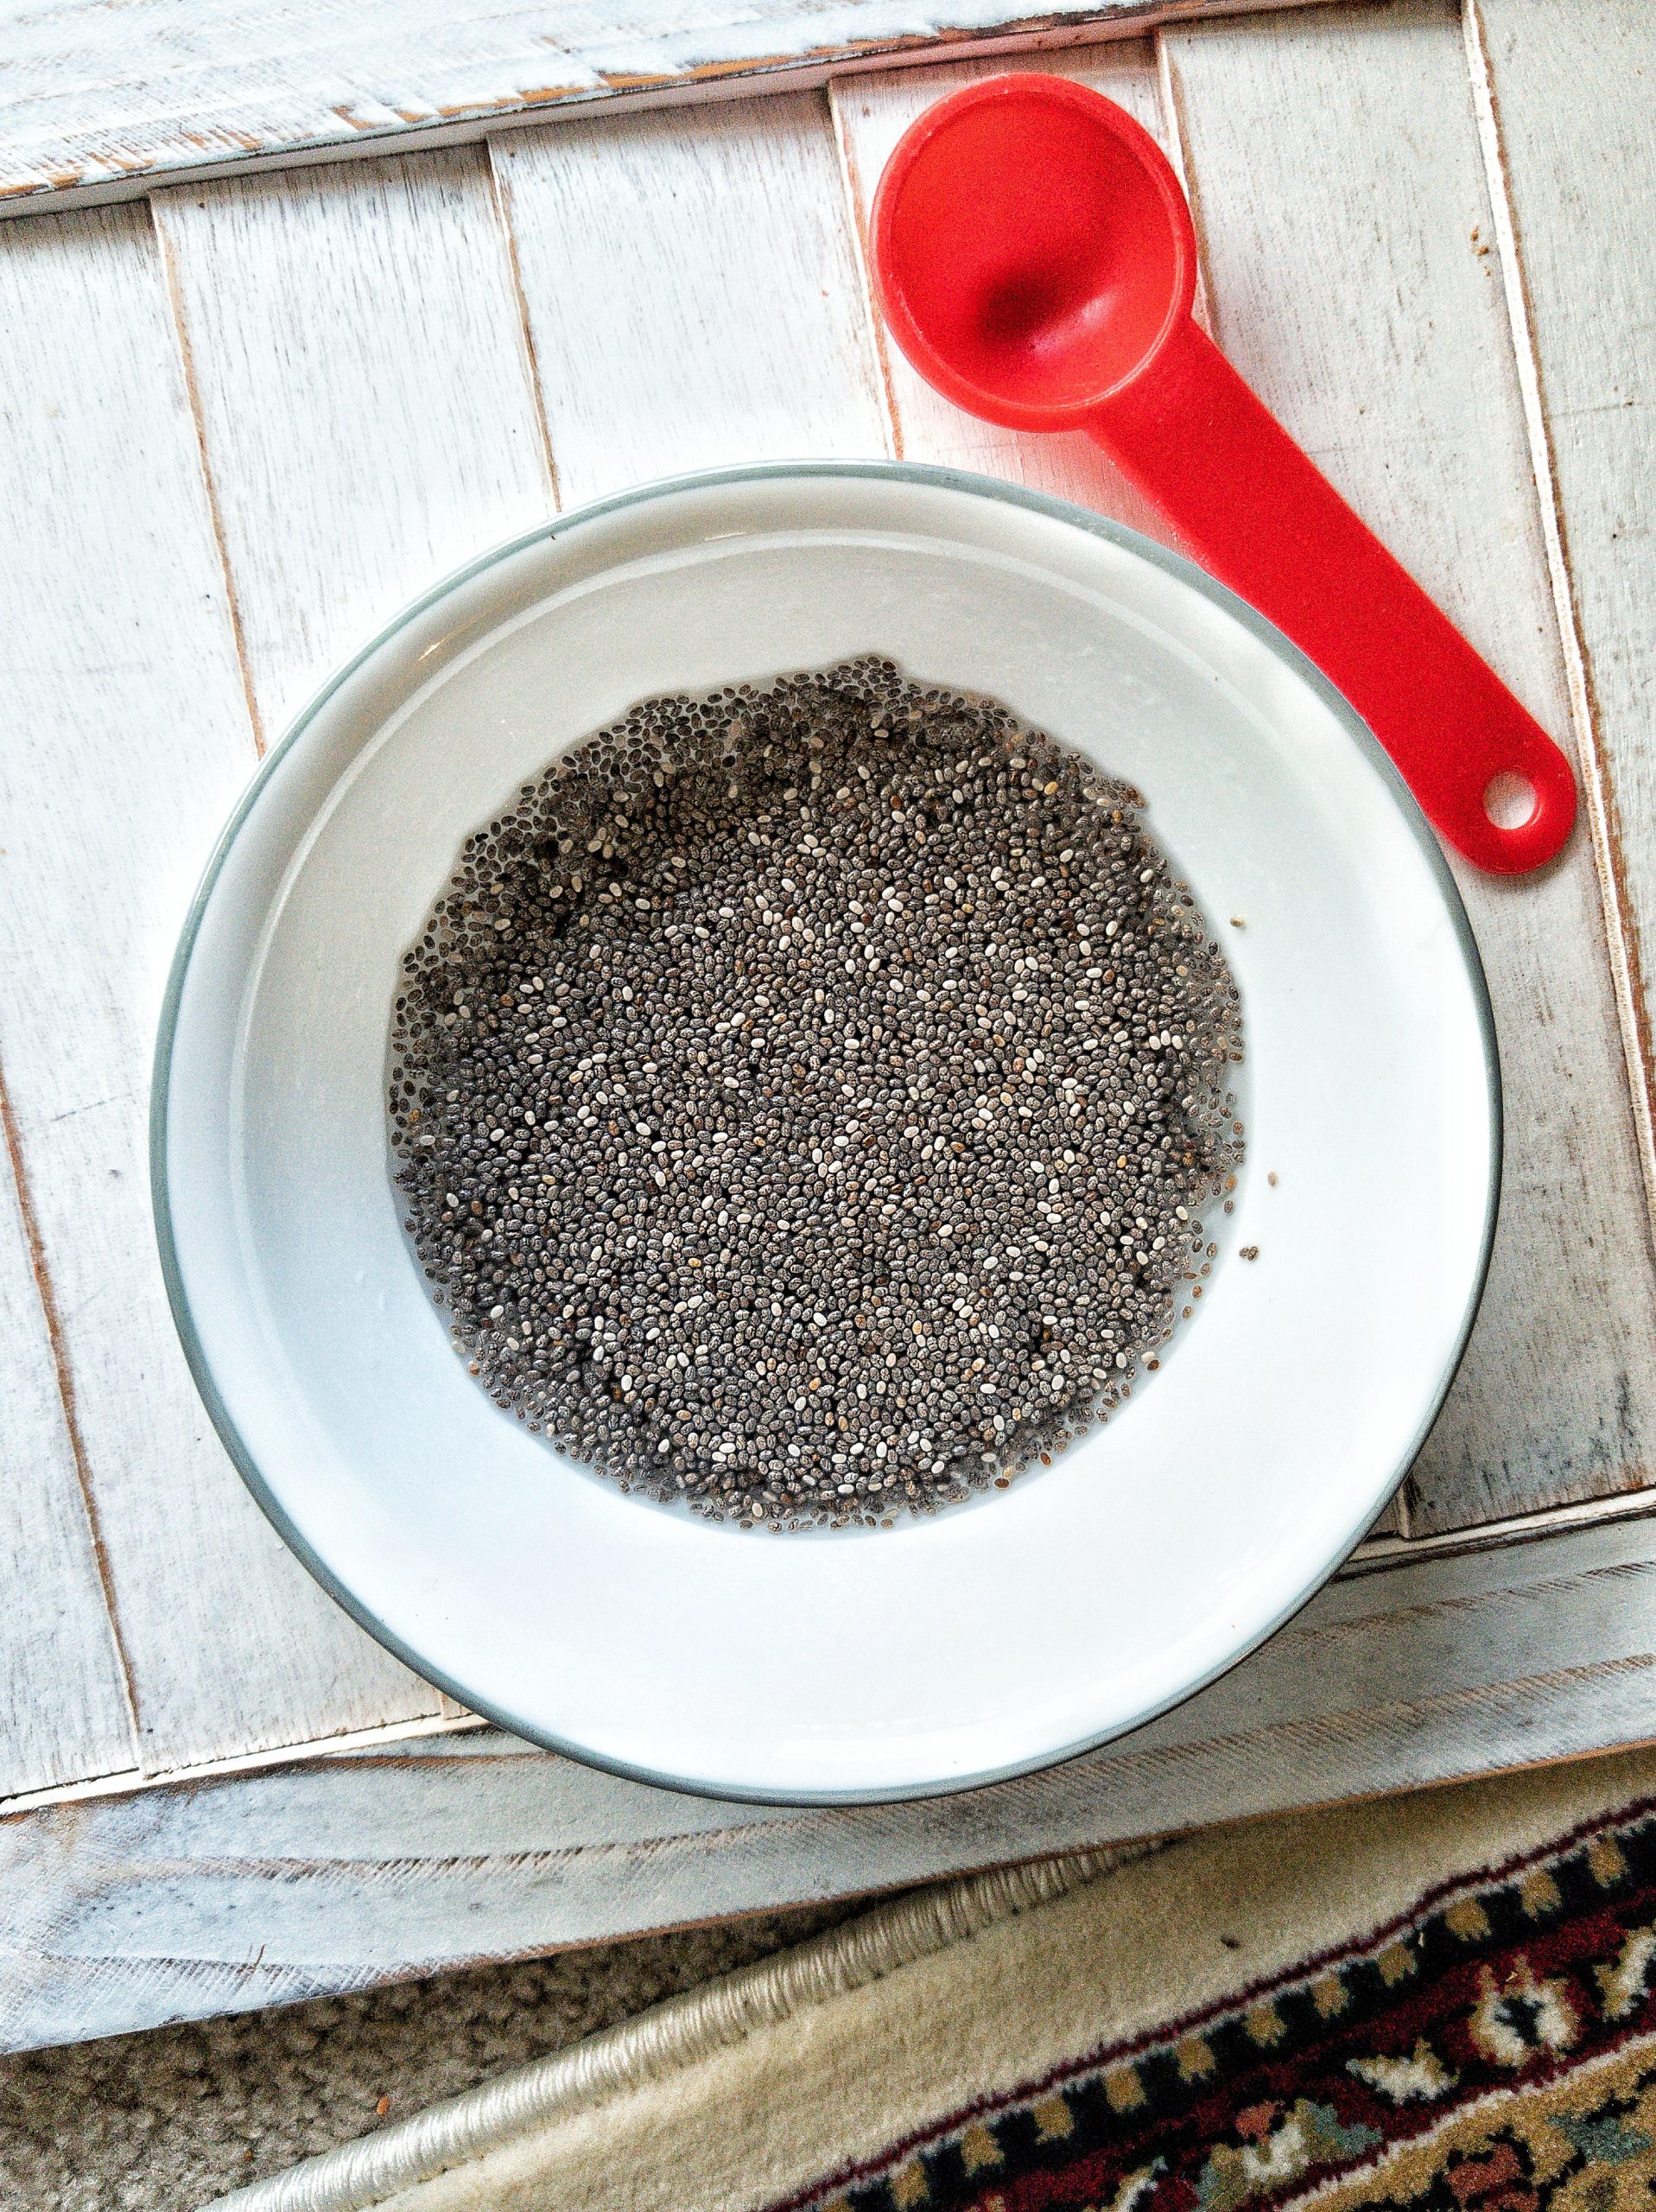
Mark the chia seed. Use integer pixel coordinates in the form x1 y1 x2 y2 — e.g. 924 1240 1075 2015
389 658 1243 1529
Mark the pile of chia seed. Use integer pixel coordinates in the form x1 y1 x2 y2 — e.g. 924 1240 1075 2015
390 658 1242 1530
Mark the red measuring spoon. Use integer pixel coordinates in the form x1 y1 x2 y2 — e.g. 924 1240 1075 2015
870 73 1575 874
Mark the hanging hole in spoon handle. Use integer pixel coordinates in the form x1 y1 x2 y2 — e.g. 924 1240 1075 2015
1087 319 1577 874
1484 771 1538 832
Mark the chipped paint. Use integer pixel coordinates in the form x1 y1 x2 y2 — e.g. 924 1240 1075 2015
0 0 1333 215
432 85 593 120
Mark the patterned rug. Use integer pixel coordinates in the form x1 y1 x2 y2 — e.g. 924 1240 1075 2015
216 1749 1656 2212
798 1805 1656 2212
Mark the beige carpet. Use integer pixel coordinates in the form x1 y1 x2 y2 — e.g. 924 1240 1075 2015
0 1902 858 2212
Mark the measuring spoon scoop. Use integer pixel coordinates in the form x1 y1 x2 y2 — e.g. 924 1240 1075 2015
870 73 1575 874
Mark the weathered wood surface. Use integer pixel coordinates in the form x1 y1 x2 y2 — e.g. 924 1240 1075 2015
0 206 439 1780
1474 0 1656 1208
492 95 890 508
154 149 554 746
0 1123 135 1800
7 1503 1656 2052
3 1 1656 2046
0 0 1333 215
1153 0 1656 1535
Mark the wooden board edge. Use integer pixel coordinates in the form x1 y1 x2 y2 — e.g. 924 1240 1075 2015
0 1069 142 1752
10 1503 1656 2048
0 1709 485 1821
9 1482 1655 1819
0 0 1338 220
1347 1481 1656 1574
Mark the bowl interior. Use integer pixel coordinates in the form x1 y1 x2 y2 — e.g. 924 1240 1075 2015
877 83 1192 416
161 467 1495 1802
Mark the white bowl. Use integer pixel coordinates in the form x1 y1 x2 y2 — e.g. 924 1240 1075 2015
154 463 1498 1804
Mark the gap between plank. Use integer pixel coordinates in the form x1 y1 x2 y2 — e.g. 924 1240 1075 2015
1157 25 1408 1535
1149 27 1413 1531
150 199 270 757
1152 35 1213 335
0 1071 143 1761
0 1707 485 1821
825 88 907 460
1152 35 1220 350
483 149 564 514
1462 0 1656 1267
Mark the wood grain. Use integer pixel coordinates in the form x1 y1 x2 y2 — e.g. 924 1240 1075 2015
1159 0 1656 1535
1 9 1653 2023
0 0 1335 215
8 1503 1656 2050
0 204 444 1776
491 94 889 510
1473 0 1656 1219
153 149 555 742
0 1130 136 1800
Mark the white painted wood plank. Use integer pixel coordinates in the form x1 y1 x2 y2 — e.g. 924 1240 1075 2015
0 205 444 1773
1157 0 1656 1535
0 1138 136 1798
148 149 564 1747
490 94 888 511
0 0 1336 215
153 149 555 742
1473 0 1656 1225
830 44 1175 541
8 1503 1656 2050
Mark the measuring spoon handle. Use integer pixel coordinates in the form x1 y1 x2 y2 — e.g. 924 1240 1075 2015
1089 318 1576 874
